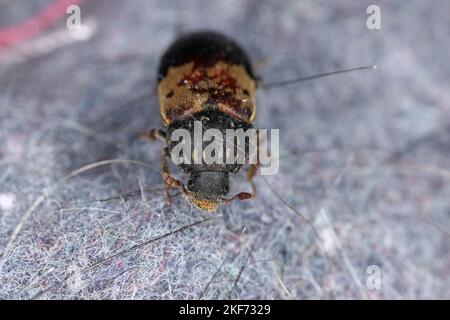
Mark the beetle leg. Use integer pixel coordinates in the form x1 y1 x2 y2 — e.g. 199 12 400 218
160 147 188 205
160 148 175 205
139 129 166 142
246 162 258 197
222 163 257 204
246 130 263 197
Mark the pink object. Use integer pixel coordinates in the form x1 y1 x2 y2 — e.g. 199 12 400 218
0 0 85 49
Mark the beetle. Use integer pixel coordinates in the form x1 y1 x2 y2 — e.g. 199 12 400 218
142 31 374 211
142 31 258 211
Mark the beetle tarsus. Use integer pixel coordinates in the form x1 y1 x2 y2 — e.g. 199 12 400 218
246 162 259 197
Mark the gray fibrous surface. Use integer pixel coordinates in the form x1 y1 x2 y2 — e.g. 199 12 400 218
0 0 449 299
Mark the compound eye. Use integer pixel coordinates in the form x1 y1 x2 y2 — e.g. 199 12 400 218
187 180 194 191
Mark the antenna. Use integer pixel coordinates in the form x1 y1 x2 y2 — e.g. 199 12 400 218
262 65 377 89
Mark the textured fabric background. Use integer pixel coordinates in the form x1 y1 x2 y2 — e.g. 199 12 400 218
0 0 449 299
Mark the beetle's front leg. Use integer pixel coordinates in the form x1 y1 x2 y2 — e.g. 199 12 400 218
245 130 263 197
160 147 187 205
246 162 258 197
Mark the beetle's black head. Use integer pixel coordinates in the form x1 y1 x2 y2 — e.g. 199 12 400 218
186 171 229 211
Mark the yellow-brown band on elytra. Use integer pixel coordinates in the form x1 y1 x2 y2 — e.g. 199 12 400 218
158 61 256 126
